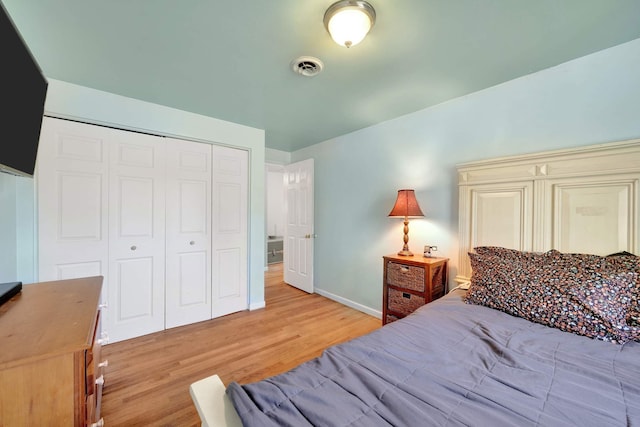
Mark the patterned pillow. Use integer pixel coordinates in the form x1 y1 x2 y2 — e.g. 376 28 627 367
464 249 639 344
605 252 640 339
473 246 546 263
465 252 543 318
546 249 640 338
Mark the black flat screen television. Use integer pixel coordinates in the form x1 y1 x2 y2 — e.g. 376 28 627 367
0 2 48 178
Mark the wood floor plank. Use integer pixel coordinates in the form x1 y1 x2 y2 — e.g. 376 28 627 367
101 263 381 426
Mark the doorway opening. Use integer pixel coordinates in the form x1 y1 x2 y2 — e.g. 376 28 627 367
266 163 285 265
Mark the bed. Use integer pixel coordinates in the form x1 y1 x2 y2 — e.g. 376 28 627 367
192 249 639 426
190 140 640 426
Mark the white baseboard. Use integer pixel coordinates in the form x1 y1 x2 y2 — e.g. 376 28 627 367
314 288 382 319
249 301 265 310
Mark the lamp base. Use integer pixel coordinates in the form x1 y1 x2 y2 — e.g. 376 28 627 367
397 249 413 256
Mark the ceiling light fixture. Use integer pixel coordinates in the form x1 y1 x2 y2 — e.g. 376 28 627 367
323 0 376 48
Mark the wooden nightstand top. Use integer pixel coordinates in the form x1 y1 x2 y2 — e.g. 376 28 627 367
383 254 449 266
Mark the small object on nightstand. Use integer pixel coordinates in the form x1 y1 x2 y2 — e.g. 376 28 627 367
382 254 448 325
423 245 437 257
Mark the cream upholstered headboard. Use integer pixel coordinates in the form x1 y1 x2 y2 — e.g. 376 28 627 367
456 139 640 284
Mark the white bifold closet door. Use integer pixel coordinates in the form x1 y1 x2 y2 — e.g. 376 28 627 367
211 145 248 318
165 138 212 328
107 130 166 341
36 117 109 283
37 117 249 344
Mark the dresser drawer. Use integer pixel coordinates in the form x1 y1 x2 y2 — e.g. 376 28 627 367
386 262 425 292
387 288 425 316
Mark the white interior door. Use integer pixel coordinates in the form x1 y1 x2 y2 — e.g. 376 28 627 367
165 138 212 328
211 145 248 318
283 159 314 293
107 130 166 343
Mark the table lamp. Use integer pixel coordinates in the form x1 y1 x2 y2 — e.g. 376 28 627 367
388 189 424 256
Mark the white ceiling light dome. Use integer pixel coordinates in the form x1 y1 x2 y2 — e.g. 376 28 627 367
323 0 376 48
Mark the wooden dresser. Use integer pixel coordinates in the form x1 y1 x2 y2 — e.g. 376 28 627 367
0 276 105 426
383 255 448 325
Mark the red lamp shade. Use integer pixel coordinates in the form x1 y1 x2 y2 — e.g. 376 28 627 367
388 189 424 218
388 189 424 256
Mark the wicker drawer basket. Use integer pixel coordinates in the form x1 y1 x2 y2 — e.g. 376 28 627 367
386 314 400 324
386 262 425 292
387 288 425 316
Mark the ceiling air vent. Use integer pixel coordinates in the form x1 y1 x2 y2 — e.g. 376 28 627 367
291 56 324 77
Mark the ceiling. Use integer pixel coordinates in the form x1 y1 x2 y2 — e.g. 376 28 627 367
4 0 640 152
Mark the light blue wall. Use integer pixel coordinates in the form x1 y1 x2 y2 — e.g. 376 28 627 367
3 79 266 306
0 174 36 283
293 38 640 315
0 175 18 282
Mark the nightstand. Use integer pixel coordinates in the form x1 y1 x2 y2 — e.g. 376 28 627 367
382 254 449 325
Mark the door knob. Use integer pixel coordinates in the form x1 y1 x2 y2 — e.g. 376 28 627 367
189 240 195 245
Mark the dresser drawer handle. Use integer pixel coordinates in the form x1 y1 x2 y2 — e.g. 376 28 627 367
96 332 110 346
402 292 411 299
400 266 409 273
91 418 104 427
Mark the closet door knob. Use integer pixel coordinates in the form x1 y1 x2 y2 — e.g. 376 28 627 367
130 245 137 251
189 240 195 245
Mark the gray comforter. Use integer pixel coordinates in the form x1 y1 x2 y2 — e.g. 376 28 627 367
226 290 640 426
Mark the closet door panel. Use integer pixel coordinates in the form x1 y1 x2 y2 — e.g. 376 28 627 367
217 248 241 297
545 176 638 255
115 257 155 319
212 146 248 318
108 131 166 343
165 138 212 328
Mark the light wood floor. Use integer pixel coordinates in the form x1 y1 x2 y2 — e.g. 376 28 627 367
101 263 381 426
